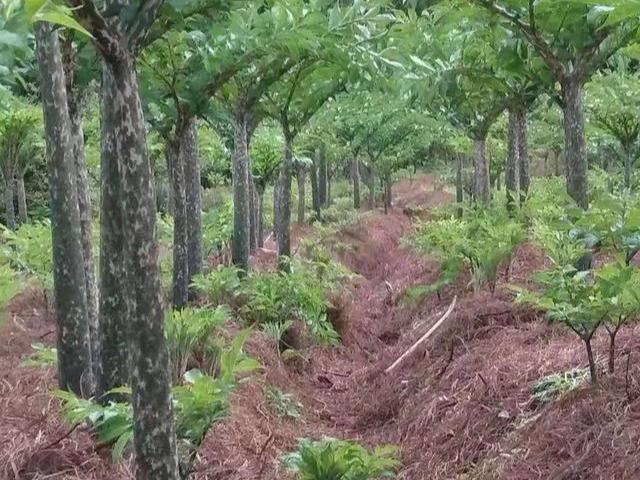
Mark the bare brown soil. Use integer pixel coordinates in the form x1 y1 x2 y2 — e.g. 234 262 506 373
2 175 640 479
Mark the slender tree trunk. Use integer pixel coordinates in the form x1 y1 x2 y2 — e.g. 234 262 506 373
103 54 179 479
168 136 188 309
296 165 305 224
232 110 250 272
165 146 174 215
516 105 530 204
473 135 490 203
384 174 392 214
310 156 320 221
16 175 27 224
97 61 129 399
3 179 15 230
318 143 327 207
367 164 375 209
256 184 265 248
67 88 99 381
183 118 202 292
249 172 257 252
561 76 588 209
327 171 332 205
352 156 360 209
35 22 92 396
456 153 464 218
624 145 633 189
275 134 293 265
585 338 597 384
505 106 519 213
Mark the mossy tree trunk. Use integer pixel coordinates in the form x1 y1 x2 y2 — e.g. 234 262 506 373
352 156 360 209
311 152 320 220
16 174 27 224
256 183 265 248
473 135 490 203
35 21 92 396
3 178 15 230
231 108 251 272
505 106 519 213
516 105 530 204
275 132 294 268
183 117 202 294
561 76 588 209
318 142 327 207
296 164 306 224
167 136 188 309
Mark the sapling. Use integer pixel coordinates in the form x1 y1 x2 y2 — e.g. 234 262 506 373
593 261 640 373
516 267 603 383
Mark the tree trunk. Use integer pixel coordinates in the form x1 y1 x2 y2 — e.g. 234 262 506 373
103 54 179 479
473 136 490 203
456 153 464 218
384 174 392 214
561 77 588 209
275 134 293 265
256 184 265 248
505 106 519 213
352 157 360 209
168 137 188 310
516 105 530 204
327 171 332 206
318 143 327 207
35 22 92 396
624 145 633 189
249 172 257 253
4 179 15 230
296 165 305 224
310 156 320 220
231 110 250 272
97 60 129 399
182 118 202 293
367 164 375 209
16 175 27 224
585 338 597 384
67 88 99 381
164 146 174 215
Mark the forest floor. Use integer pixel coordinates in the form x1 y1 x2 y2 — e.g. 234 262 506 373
2 175 640 479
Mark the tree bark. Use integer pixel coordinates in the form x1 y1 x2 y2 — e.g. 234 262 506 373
231 110 250 272
256 184 265 248
249 172 257 252
505 106 519 213
103 53 179 478
516 105 530 204
35 22 92 396
367 164 375 209
296 165 305 224
67 88 99 381
16 175 27 224
352 156 360 209
275 134 293 264
3 179 15 230
561 77 588 209
97 60 130 399
456 153 464 218
384 174 392 214
624 145 633 189
183 118 202 292
473 136 490 203
318 143 327 207
310 154 320 220
168 137 188 310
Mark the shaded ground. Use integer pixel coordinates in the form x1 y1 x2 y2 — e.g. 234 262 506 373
2 175 640 479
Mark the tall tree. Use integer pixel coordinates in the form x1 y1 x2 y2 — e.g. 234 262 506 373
34 21 92 396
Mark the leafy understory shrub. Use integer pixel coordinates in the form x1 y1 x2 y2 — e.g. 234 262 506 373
408 209 524 296
0 263 22 316
191 265 242 306
22 342 57 367
266 385 303 420
0 221 53 290
282 437 399 480
532 368 589 406
54 331 260 461
165 306 231 382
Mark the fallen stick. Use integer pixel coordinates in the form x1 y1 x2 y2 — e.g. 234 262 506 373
385 296 457 374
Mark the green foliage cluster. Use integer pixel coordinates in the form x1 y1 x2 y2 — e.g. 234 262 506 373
54 330 259 460
0 220 52 290
282 437 399 480
265 384 303 420
532 368 589 405
0 262 21 316
21 342 56 367
408 208 524 294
